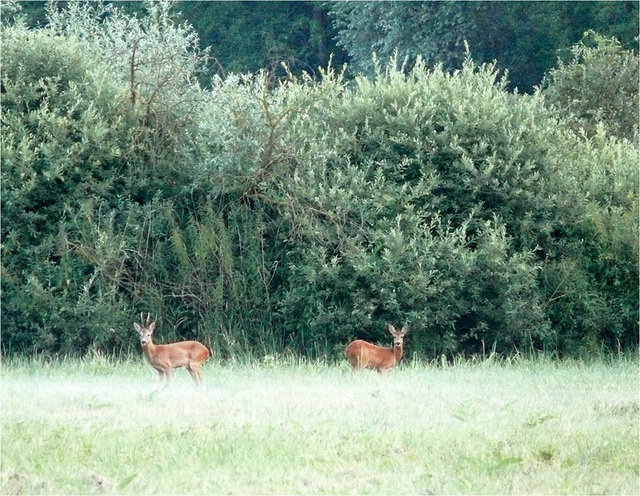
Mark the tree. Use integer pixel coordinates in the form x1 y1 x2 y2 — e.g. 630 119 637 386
542 31 639 142
178 1 346 79
328 1 639 92
11 1 349 83
329 2 479 76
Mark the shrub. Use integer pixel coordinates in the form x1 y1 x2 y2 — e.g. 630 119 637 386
542 31 639 142
2 6 637 359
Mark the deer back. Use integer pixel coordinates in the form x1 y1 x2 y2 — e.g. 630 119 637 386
345 340 397 372
150 341 209 368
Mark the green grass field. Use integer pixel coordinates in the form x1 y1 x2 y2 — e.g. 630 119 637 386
1 355 638 495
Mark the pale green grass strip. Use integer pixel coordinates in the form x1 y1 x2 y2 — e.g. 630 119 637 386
1 357 638 494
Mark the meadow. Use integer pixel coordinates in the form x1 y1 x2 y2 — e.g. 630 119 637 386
1 355 638 495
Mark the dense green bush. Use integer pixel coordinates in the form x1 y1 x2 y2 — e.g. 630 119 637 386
542 31 639 142
2 4 637 359
257 57 558 356
190 54 637 357
1 6 210 354
539 130 639 354
1 24 133 354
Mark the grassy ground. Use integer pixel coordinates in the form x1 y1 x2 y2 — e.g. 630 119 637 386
1 355 638 495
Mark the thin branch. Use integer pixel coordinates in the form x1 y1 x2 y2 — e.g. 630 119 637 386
129 37 144 105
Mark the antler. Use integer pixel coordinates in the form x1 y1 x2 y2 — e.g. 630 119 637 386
140 312 153 327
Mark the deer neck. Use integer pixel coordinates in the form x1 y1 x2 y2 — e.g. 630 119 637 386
393 345 404 363
141 341 156 361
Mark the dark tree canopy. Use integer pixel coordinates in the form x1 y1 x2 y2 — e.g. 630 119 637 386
9 1 639 91
329 1 639 91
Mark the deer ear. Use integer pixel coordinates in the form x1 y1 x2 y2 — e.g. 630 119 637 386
149 322 156 333
402 323 409 334
133 323 141 332
387 324 396 334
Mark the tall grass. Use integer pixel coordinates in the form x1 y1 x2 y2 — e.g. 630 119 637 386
1 355 638 494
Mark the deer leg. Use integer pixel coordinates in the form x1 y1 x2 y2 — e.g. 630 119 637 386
150 368 167 392
154 369 167 388
187 365 202 386
349 356 362 372
164 368 173 386
354 354 365 372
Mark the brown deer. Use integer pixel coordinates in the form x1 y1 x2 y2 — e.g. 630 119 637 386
133 313 209 387
345 323 409 374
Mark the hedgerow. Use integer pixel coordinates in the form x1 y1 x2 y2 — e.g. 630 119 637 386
2 4 637 358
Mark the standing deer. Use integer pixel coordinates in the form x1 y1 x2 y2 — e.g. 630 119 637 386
133 313 209 387
345 323 409 373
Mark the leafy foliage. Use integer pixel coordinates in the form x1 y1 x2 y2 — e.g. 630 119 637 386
542 31 639 141
1 3 637 359
329 2 639 92
1 24 133 354
13 2 639 93
329 2 480 75
177 1 345 79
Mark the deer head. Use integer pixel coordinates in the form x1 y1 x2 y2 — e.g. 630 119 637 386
387 323 409 349
133 312 156 346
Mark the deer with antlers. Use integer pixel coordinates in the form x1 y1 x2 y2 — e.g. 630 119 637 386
133 313 209 387
345 323 409 374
